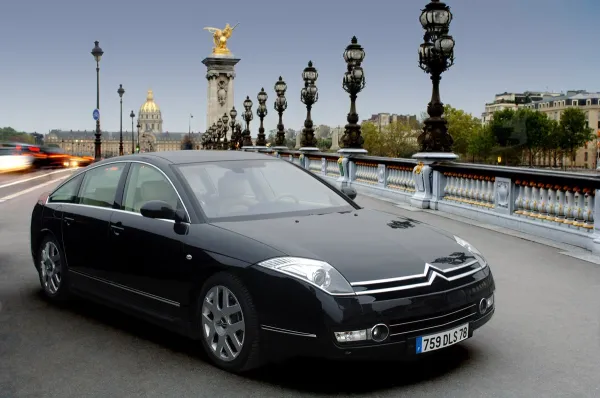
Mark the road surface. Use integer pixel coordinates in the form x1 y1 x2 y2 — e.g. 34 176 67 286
0 170 599 397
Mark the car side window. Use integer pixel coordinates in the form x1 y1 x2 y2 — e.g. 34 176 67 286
78 164 126 208
48 174 83 204
122 163 182 213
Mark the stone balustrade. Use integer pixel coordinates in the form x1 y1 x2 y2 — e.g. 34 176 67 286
264 148 600 255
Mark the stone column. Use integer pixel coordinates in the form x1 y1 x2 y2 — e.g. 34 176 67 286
410 152 458 209
330 127 341 151
202 55 240 137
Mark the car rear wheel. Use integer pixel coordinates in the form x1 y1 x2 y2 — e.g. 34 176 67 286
37 235 70 301
197 272 263 373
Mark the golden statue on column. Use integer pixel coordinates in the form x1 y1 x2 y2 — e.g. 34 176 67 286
203 23 239 56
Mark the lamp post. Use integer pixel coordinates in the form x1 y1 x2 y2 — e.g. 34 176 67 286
221 112 230 150
242 96 254 148
273 77 288 155
211 123 219 150
234 123 242 149
416 0 456 155
300 61 319 151
129 111 135 154
91 41 104 161
229 107 238 150
256 88 268 148
216 118 224 150
136 123 141 152
341 37 366 150
189 114 193 139
117 84 125 156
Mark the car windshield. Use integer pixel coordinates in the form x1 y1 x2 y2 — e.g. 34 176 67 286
177 159 353 221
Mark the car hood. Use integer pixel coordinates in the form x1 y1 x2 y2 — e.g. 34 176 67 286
211 209 477 283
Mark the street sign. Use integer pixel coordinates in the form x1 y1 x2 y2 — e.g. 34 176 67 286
93 109 100 121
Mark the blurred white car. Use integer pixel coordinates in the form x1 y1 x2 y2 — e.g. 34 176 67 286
0 148 34 173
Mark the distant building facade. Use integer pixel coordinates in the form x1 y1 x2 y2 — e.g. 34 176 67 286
363 113 418 129
523 90 600 168
481 91 562 124
45 89 199 156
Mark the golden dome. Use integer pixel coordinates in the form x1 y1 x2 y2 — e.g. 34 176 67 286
140 89 160 113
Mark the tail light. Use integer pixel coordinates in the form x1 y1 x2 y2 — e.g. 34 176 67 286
37 192 50 205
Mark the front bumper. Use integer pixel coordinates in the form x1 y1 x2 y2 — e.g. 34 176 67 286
259 272 495 361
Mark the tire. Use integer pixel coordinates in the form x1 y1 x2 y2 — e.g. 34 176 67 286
36 235 71 301
197 272 263 373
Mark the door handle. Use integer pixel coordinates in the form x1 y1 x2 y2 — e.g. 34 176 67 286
110 223 124 236
64 216 74 226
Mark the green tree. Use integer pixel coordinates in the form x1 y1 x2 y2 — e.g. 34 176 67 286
467 126 496 163
0 127 34 144
543 119 562 167
512 108 552 166
443 105 482 158
558 108 594 167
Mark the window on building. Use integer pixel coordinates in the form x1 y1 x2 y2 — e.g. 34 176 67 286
585 152 589 161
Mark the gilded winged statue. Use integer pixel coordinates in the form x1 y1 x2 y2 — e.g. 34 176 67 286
203 23 239 55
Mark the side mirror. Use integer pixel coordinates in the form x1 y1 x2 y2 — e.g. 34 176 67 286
140 200 185 222
341 185 357 200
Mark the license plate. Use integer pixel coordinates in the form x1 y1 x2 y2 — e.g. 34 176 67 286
416 323 469 354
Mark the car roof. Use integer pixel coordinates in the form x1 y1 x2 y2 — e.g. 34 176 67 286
97 150 278 166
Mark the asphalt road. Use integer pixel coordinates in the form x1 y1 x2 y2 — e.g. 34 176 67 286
1 175 599 397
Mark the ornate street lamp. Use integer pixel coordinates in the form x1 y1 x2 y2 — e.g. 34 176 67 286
234 122 243 149
212 123 219 150
129 110 135 154
300 61 319 149
91 41 104 161
221 112 230 150
136 123 140 152
341 37 366 149
417 0 456 154
242 96 254 147
117 84 125 156
229 107 238 150
216 118 224 150
255 88 268 147
273 76 288 149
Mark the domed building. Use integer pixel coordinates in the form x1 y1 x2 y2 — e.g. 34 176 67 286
138 89 163 134
45 89 197 156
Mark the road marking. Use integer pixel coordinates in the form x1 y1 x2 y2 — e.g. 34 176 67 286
0 168 74 189
0 175 69 203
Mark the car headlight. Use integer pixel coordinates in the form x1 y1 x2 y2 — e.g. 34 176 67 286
256 257 355 295
454 236 488 267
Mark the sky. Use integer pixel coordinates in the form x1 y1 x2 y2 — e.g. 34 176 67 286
1 0 599 136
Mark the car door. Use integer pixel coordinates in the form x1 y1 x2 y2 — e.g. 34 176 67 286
41 173 84 256
107 162 190 321
61 163 128 283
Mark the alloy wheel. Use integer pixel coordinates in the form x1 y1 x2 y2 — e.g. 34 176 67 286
40 241 62 295
201 285 246 362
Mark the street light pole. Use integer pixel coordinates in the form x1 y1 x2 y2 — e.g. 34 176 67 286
300 61 319 149
242 96 254 148
229 107 238 150
416 0 456 154
189 114 193 139
341 37 366 149
136 123 140 152
273 77 288 153
130 111 135 154
117 84 125 156
91 41 104 161
256 88 268 147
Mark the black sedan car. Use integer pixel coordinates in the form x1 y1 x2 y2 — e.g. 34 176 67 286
30 151 495 373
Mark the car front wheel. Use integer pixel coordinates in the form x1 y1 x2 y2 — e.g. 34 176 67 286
37 235 70 301
197 272 262 373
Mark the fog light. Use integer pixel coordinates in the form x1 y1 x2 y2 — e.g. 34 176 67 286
370 324 389 342
479 293 494 314
334 330 367 343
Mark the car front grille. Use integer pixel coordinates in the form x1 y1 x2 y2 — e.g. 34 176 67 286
387 303 478 342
